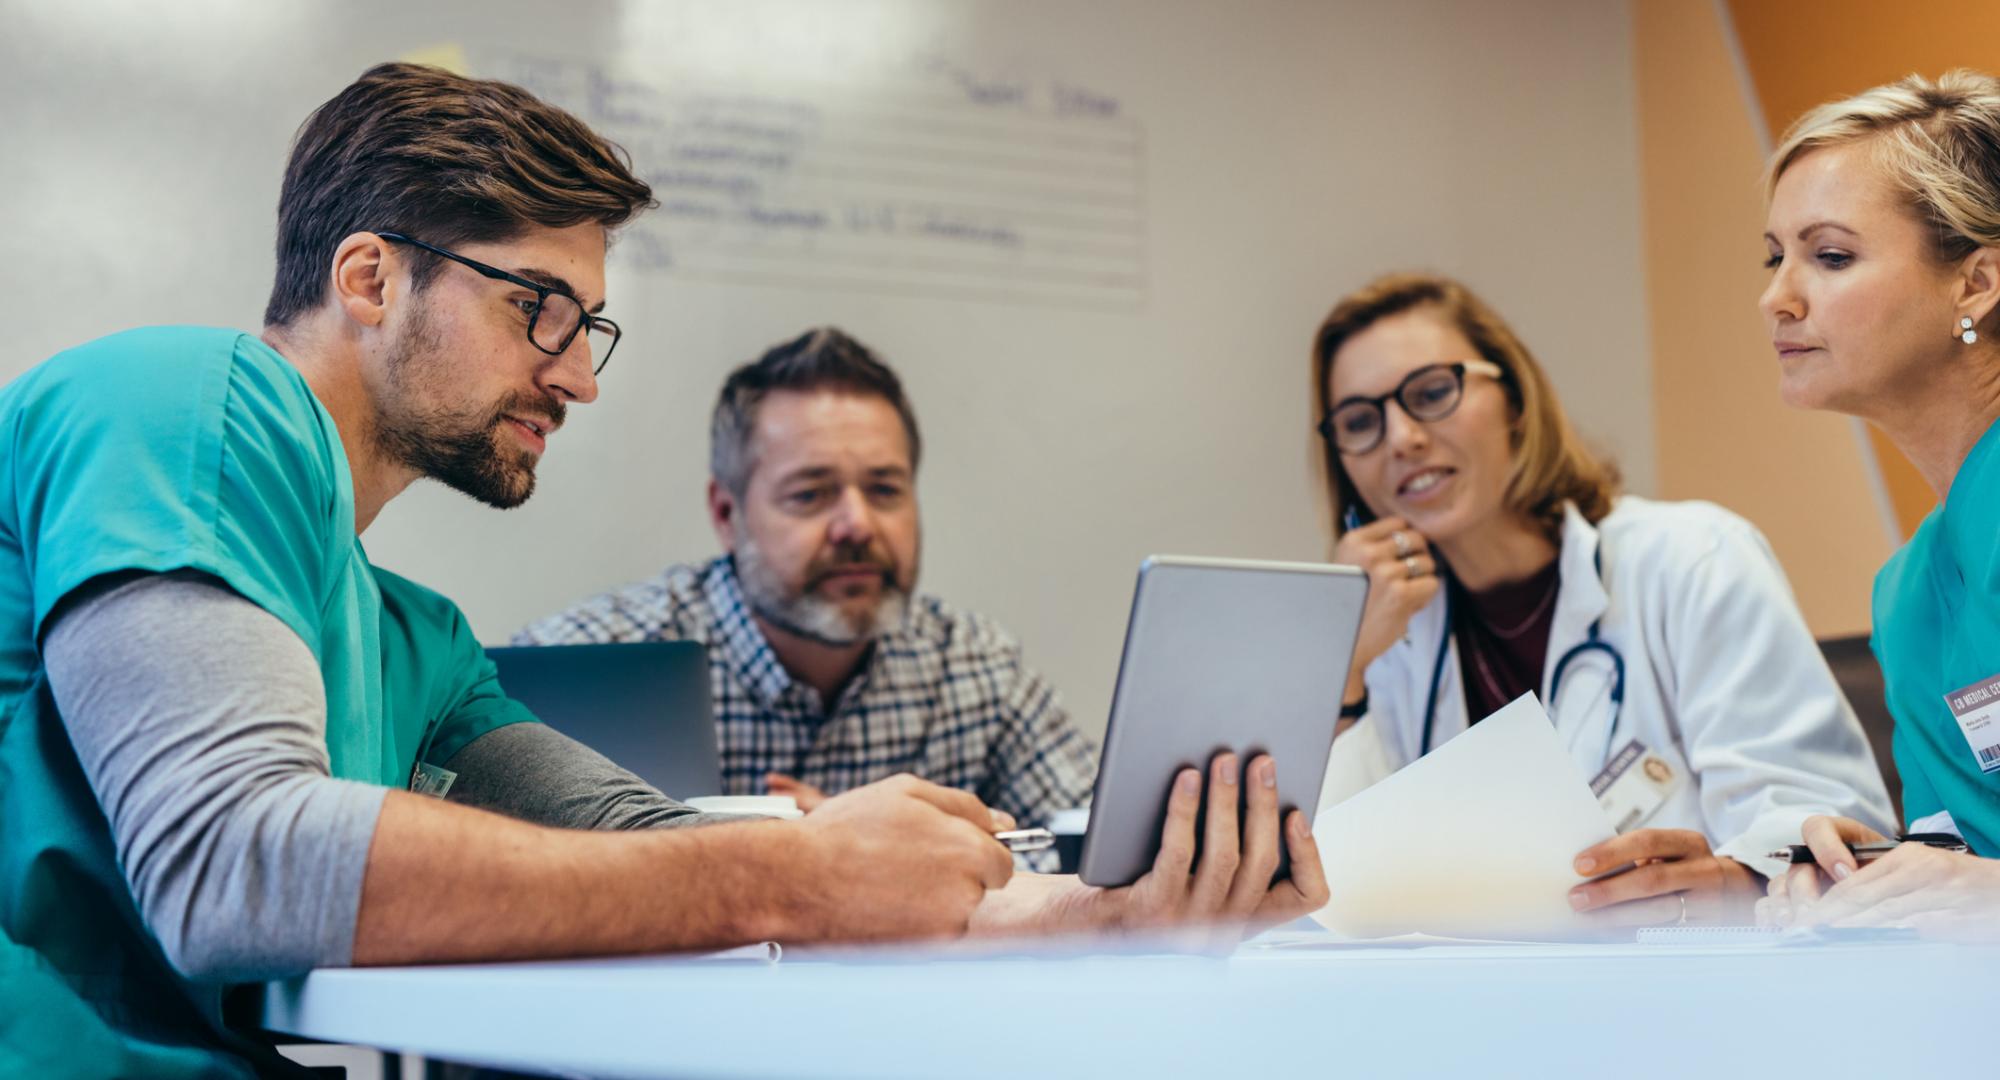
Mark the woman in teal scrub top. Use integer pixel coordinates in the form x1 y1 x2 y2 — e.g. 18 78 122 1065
1760 70 2000 941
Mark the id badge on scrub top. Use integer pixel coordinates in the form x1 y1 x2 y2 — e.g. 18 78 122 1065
1589 739 1686 833
409 762 458 798
1943 673 2000 775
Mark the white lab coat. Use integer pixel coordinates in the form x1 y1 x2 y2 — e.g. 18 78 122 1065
1320 496 1896 878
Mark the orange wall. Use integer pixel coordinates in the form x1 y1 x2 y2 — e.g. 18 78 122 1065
1635 0 1889 636
1728 0 2000 136
1724 0 2000 537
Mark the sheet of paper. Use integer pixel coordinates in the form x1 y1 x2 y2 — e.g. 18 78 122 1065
1241 929 1537 950
1309 693 1615 941
695 942 782 964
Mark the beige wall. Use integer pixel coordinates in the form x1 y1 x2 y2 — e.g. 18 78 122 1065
8 1 1934 672
1635 0 1889 636
0 0 1654 742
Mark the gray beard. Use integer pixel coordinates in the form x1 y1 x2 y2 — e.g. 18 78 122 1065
734 535 910 647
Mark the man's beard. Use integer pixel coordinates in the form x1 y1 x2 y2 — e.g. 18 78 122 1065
735 534 913 648
373 306 564 510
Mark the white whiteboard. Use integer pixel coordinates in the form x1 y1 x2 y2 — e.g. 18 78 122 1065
491 50 1149 308
0 0 1652 743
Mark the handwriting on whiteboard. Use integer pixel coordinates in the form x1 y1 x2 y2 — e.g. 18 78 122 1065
489 52 1147 309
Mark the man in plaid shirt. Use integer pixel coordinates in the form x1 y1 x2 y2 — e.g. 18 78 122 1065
516 327 1098 853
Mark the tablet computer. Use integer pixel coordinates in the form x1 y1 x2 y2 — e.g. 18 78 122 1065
1077 556 1368 888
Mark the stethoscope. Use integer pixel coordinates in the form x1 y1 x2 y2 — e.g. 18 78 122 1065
1414 548 1626 762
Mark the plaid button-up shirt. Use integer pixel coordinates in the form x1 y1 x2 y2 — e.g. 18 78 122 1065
514 557 1098 846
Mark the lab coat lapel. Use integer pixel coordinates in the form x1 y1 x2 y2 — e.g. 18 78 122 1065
1544 504 1615 759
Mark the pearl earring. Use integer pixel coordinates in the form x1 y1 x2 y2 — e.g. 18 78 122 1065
1961 316 1978 345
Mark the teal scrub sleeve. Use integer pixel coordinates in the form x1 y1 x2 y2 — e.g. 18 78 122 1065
11 330 341 654
374 567 539 771
424 634 539 769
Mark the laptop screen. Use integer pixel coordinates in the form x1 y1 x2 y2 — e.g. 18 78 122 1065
485 641 722 800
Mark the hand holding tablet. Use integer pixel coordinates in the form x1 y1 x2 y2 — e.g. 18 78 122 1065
1047 751 1329 940
1079 556 1368 889
1110 752 1329 929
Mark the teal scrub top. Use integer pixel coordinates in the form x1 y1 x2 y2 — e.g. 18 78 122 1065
0 327 535 1077
1872 416 2000 854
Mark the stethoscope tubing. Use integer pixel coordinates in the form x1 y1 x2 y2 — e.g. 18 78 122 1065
1417 549 1626 760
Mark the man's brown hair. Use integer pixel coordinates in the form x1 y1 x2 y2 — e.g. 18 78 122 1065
264 62 656 326
1311 272 1619 542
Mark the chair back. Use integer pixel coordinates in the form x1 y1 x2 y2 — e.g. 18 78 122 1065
1818 635 1901 824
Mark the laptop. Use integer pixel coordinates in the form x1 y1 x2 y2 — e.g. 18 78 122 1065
485 641 722 799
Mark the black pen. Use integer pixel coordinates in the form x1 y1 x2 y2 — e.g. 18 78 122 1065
1769 832 1969 865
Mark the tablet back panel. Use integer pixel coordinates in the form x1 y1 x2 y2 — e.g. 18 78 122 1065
1078 556 1367 887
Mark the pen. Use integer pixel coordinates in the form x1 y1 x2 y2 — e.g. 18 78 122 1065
994 828 1055 853
1769 832 1969 865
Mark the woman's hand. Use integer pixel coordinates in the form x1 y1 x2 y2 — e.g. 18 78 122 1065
1755 814 1888 926
1567 829 1764 926
1333 516 1441 703
1776 835 2000 943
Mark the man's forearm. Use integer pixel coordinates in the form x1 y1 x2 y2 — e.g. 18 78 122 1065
443 720 724 831
353 791 820 964
966 872 1111 938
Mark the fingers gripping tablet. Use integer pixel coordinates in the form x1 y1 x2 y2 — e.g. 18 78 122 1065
1078 557 1367 887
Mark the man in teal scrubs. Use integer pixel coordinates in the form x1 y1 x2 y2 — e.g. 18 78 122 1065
0 63 1328 1077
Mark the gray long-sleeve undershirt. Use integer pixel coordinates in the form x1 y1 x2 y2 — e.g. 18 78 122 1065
43 571 724 984
440 720 716 830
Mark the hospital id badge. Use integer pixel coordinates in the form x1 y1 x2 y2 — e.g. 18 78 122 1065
1943 673 2000 774
409 762 458 798
1589 739 1686 832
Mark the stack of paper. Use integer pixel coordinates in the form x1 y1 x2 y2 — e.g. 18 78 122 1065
1309 694 1616 941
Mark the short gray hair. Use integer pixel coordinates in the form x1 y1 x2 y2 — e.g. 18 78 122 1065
710 327 923 496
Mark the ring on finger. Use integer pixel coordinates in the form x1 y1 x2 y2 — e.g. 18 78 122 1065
1390 530 1413 558
1403 554 1423 579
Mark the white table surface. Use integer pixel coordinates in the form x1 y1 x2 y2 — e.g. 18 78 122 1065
260 932 1994 1079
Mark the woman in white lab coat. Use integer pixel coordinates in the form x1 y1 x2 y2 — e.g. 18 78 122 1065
1311 272 1894 926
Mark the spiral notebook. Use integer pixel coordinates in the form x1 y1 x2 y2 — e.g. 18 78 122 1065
1635 926 1780 946
1637 926 1917 946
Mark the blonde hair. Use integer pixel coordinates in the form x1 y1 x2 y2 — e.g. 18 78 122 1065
1768 69 2000 263
1311 273 1619 541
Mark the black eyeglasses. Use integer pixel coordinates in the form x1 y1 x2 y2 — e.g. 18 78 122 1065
376 232 622 375
1318 360 1505 455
